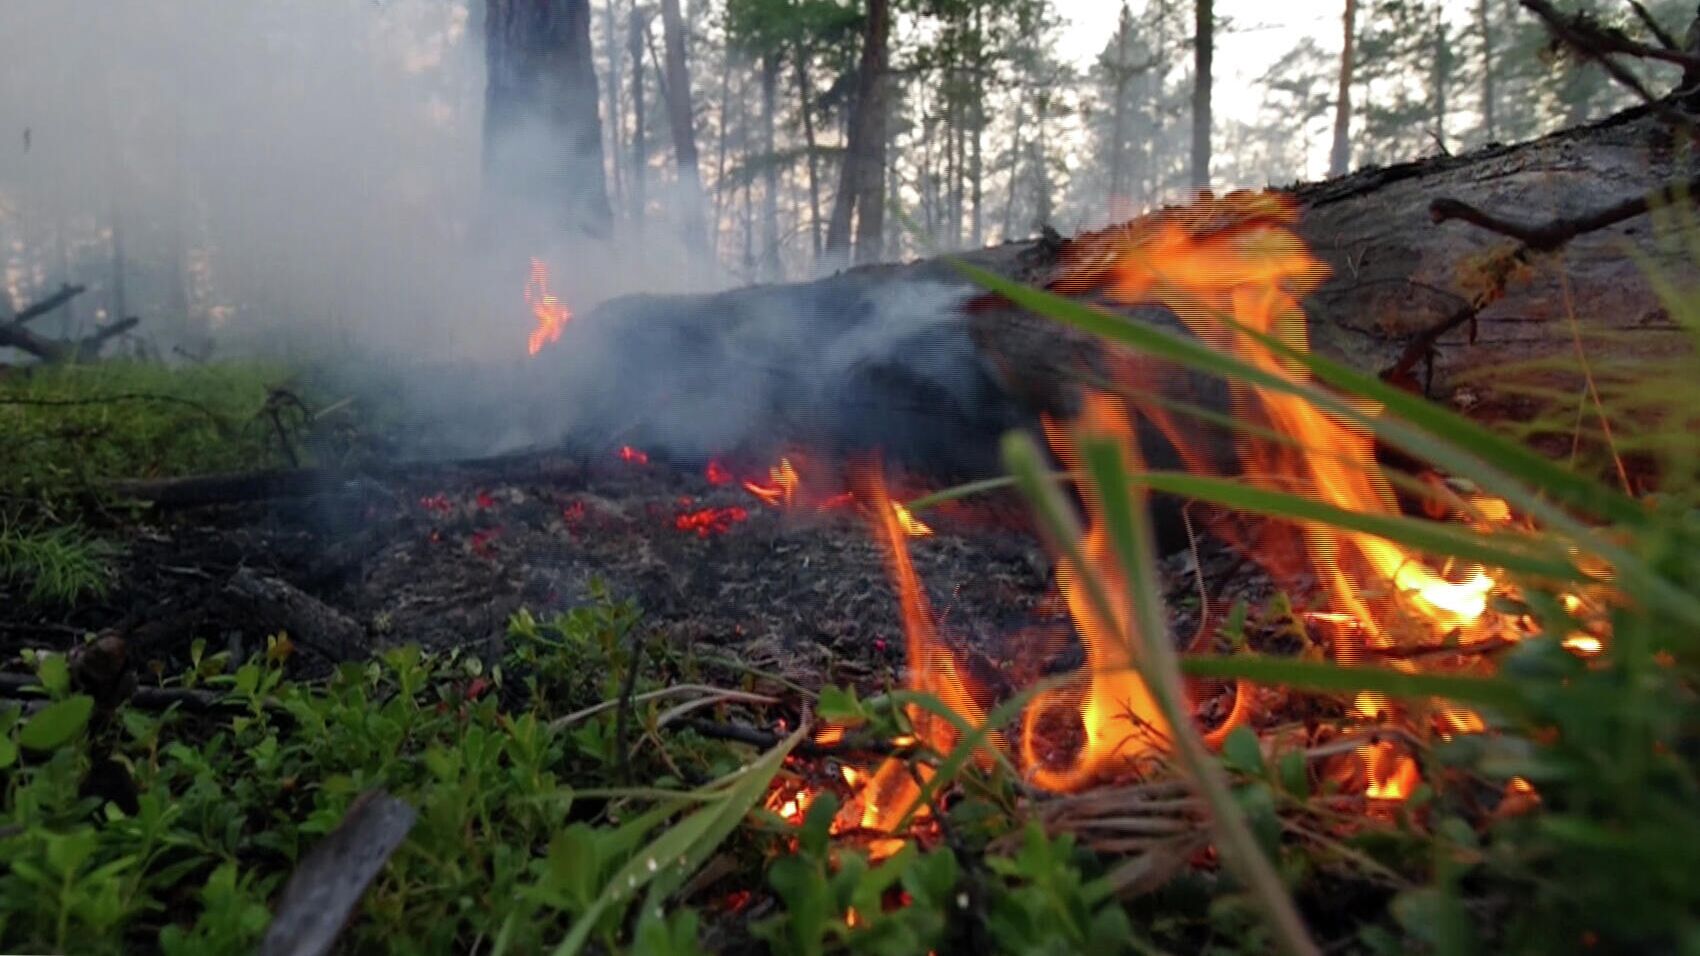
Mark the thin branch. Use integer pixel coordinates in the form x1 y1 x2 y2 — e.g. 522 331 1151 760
1517 0 1697 125
1625 0 1680 51
6 284 86 325
1428 174 1700 251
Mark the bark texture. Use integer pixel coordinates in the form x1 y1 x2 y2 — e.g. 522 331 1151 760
483 0 612 235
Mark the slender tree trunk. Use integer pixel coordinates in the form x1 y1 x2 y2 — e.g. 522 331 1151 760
629 8 647 226
1329 0 1357 176
1478 0 1495 142
970 100 984 249
1190 0 1212 191
760 52 782 280
483 0 612 235
825 0 891 264
794 46 823 259
604 0 624 212
711 51 735 259
1432 9 1450 152
658 0 707 250
108 197 127 328
1002 95 1024 240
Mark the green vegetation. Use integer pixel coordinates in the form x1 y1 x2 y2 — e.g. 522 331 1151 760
0 360 321 604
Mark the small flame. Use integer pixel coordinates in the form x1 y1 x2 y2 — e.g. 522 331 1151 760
705 459 734 486
892 502 933 537
619 445 650 465
744 457 800 508
524 257 573 356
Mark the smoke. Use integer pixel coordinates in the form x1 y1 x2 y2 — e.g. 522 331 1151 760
0 0 1020 477
0 0 720 360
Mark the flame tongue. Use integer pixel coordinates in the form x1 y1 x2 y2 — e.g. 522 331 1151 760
524 257 572 356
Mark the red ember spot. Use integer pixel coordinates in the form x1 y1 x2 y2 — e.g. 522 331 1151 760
619 445 650 465
674 506 748 538
475 490 496 510
470 527 502 558
705 459 733 485
562 501 586 523
419 493 454 514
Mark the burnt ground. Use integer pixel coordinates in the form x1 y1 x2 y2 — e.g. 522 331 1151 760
0 449 1300 710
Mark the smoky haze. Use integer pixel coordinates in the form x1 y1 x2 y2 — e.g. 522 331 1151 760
0 0 723 368
0 0 1027 473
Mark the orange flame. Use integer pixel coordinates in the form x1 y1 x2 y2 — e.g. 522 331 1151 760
524 257 572 356
744 457 800 508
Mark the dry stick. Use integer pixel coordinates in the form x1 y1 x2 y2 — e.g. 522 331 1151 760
611 617 650 787
257 790 417 956
1393 175 1700 385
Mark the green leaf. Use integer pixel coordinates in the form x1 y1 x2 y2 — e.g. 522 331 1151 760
0 734 16 769
816 685 868 726
18 695 95 752
551 722 807 956
1221 726 1266 777
36 652 70 697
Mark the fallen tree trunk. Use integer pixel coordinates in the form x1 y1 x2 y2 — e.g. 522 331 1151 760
540 101 1693 483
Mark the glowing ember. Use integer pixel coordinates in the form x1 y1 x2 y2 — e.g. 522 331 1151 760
674 505 748 538
705 459 733 485
619 445 650 465
523 257 573 356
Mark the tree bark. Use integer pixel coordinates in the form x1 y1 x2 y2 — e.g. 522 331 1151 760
483 0 613 236
1329 0 1357 177
761 52 782 280
1478 0 1495 142
658 0 709 251
1191 0 1213 191
629 5 647 226
795 47 824 260
603 0 625 213
825 0 891 265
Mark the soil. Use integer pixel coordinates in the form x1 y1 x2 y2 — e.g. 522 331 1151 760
0 449 1301 706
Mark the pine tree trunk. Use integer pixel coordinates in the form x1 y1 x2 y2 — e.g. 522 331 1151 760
658 0 707 251
971 101 984 249
604 0 624 213
1191 0 1213 191
483 0 612 235
761 52 782 280
1002 95 1025 240
1478 0 1495 142
795 47 824 259
825 0 891 264
1432 9 1450 152
629 6 646 226
1329 0 1357 176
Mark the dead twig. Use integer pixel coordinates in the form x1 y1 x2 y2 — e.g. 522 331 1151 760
1517 0 1698 125
1428 174 1700 251
257 790 416 956
1625 0 1680 51
5 283 85 326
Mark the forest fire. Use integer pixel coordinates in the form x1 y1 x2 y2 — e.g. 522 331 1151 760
767 193 1612 847
523 257 572 356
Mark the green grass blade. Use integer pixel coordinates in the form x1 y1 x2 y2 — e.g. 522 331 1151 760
1076 435 1320 956
1179 655 1527 714
551 722 806 956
